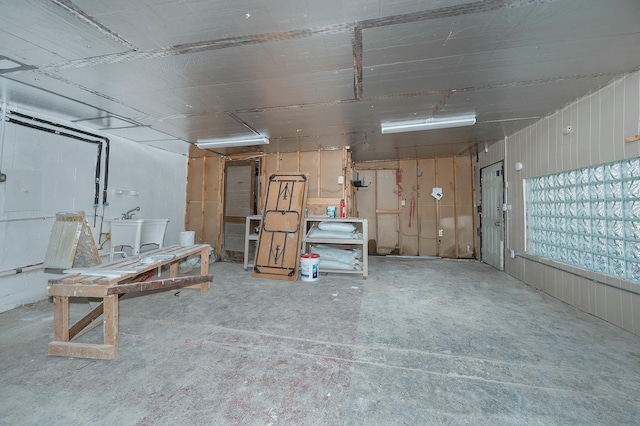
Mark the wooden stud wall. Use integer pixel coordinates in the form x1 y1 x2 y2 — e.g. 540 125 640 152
355 154 475 258
399 159 419 255
260 149 350 216
185 146 223 258
185 147 474 260
418 158 438 256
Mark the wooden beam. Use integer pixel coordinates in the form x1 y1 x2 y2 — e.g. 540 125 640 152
68 294 125 339
48 342 116 360
107 275 212 295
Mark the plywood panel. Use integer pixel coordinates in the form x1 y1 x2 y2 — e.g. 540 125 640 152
455 156 475 258
376 169 399 210
377 214 398 254
300 151 319 198
437 157 456 258
320 150 343 199
376 169 399 254
418 158 437 256
355 169 377 246
224 164 252 217
278 152 299 173
204 156 221 202
399 159 418 256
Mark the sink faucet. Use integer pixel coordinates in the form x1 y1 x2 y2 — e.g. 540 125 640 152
121 206 140 220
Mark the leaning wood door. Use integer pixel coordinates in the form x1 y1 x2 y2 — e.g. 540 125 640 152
224 161 255 258
252 173 308 281
480 162 504 270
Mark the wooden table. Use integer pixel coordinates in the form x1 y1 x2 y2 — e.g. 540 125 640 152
47 244 212 360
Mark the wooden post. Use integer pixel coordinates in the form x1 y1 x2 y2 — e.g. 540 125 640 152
103 295 118 358
52 296 69 342
453 156 459 258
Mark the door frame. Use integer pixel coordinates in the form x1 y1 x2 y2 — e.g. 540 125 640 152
480 161 504 270
223 160 257 256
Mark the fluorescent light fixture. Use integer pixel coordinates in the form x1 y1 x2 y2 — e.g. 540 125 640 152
196 135 269 149
381 114 476 134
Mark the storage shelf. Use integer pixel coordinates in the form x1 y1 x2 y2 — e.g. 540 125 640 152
243 215 262 270
303 217 368 279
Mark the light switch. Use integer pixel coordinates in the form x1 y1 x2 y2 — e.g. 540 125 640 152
338 176 344 184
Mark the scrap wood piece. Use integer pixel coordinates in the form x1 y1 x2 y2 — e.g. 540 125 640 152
44 211 101 269
107 274 212 294
68 270 154 339
624 134 640 143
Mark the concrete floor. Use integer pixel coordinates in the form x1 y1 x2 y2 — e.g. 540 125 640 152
1 256 640 425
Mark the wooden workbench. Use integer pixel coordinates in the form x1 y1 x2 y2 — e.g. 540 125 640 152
47 244 212 360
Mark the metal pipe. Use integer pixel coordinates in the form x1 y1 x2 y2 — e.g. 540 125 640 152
0 262 45 278
0 103 7 181
0 216 55 223
6 111 112 229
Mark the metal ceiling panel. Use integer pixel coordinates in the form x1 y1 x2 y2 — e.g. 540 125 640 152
74 0 378 50
0 0 130 66
43 33 354 118
236 94 443 141
0 0 639 161
1 73 149 125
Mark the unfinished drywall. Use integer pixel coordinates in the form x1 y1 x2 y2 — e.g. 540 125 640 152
186 148 353 257
260 149 351 216
356 155 475 257
185 147 223 256
477 71 640 335
0 109 188 313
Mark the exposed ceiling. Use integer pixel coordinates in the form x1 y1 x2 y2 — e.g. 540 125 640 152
1 0 639 162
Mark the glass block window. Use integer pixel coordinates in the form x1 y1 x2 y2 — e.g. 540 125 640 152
526 157 640 285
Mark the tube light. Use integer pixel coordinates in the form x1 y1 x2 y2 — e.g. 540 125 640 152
381 114 476 134
196 135 269 149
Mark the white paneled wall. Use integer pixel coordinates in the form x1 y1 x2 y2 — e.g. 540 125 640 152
478 71 640 335
0 109 188 312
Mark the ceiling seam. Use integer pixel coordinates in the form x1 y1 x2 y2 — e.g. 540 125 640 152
352 26 364 101
359 0 560 29
432 90 453 116
35 0 559 73
227 112 262 136
160 70 627 119
51 0 136 51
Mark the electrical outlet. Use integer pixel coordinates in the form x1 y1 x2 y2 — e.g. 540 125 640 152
401 199 406 206
338 176 344 184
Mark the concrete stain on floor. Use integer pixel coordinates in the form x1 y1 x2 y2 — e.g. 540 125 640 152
1 257 639 425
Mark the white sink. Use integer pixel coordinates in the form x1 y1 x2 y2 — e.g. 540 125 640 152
108 219 169 260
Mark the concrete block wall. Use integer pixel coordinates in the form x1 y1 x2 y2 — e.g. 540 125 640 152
0 108 189 313
478 71 640 335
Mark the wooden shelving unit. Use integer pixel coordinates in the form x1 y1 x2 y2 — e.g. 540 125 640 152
302 217 368 279
243 215 262 270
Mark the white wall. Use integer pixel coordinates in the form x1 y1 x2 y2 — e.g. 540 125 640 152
0 107 189 312
477 71 640 335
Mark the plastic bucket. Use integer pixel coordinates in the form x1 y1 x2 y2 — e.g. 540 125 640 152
300 253 320 282
179 231 195 247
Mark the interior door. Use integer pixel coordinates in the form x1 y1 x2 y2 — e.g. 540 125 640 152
481 162 504 270
224 161 255 259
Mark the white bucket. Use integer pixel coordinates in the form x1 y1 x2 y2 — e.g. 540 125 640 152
300 253 320 282
179 231 195 247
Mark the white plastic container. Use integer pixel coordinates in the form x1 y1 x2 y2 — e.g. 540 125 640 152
300 253 320 282
179 231 195 247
